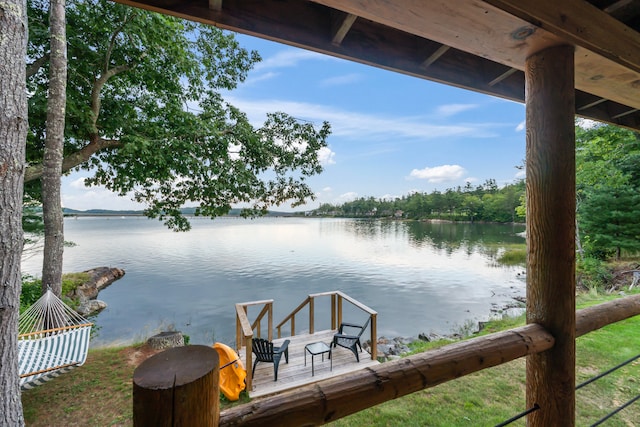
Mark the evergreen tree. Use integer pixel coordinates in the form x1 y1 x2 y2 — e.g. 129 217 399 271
576 124 640 259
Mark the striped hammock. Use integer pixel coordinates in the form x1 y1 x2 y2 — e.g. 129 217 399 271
18 289 93 389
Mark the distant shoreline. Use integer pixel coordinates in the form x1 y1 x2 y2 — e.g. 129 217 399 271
62 208 304 218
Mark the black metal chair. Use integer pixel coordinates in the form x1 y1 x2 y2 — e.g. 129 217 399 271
332 317 370 362
251 338 290 381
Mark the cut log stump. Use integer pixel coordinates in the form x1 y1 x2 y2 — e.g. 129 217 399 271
133 345 220 427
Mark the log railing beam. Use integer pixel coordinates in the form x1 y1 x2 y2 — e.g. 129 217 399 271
524 44 576 427
220 324 554 426
576 293 640 337
219 294 640 426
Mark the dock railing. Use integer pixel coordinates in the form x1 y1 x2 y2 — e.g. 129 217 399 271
219 294 640 426
235 299 273 391
275 290 377 361
235 291 377 391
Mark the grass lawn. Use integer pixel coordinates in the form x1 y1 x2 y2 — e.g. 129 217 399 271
21 291 640 426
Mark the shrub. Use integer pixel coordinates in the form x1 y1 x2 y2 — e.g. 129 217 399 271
577 256 612 291
20 272 90 311
20 275 42 313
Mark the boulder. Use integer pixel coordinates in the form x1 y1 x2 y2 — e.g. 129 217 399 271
66 266 125 316
147 331 185 350
73 267 126 300
77 299 107 316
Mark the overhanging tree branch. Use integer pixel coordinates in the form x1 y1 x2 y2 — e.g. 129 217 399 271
90 64 132 133
25 137 123 182
26 53 50 78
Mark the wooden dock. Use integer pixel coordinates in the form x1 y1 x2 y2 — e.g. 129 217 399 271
239 330 379 398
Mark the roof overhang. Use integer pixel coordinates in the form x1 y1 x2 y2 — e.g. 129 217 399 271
112 0 640 131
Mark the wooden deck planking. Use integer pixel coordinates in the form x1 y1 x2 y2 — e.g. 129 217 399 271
239 330 379 398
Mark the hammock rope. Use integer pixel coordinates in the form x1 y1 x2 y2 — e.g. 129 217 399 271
18 289 92 389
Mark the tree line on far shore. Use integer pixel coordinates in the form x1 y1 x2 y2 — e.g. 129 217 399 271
314 178 524 224
314 124 640 264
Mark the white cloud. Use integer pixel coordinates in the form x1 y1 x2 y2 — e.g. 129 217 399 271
515 120 525 131
320 73 362 87
253 49 331 72
436 104 478 117
408 164 466 183
515 169 526 179
318 146 336 165
321 187 332 192
337 192 358 202
244 71 280 85
224 96 499 140
69 177 89 189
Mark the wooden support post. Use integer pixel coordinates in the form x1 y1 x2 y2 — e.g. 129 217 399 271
235 315 241 351
268 302 273 341
525 44 576 426
370 313 377 360
133 345 220 426
331 294 337 330
309 296 315 334
245 336 253 392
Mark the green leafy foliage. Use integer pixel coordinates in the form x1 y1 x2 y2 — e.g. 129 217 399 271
26 0 330 231
20 276 43 313
576 256 612 291
20 272 90 311
576 124 640 259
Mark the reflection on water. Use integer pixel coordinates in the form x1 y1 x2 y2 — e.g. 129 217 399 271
22 217 526 347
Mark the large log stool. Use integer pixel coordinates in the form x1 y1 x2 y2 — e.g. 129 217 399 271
133 345 219 426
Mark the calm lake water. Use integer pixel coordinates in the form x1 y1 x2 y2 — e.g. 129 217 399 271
21 216 526 347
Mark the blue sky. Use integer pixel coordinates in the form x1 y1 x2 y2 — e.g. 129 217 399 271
61 33 527 212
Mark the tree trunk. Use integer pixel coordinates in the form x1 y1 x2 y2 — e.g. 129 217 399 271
575 215 584 259
41 0 67 298
0 0 28 425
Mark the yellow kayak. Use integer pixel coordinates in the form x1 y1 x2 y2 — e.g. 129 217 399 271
213 342 246 401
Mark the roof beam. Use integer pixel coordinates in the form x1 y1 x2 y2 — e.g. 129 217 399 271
577 97 606 111
483 0 640 74
612 108 639 119
208 0 222 12
488 67 517 86
603 0 634 14
311 0 563 69
331 12 357 46
420 45 450 69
